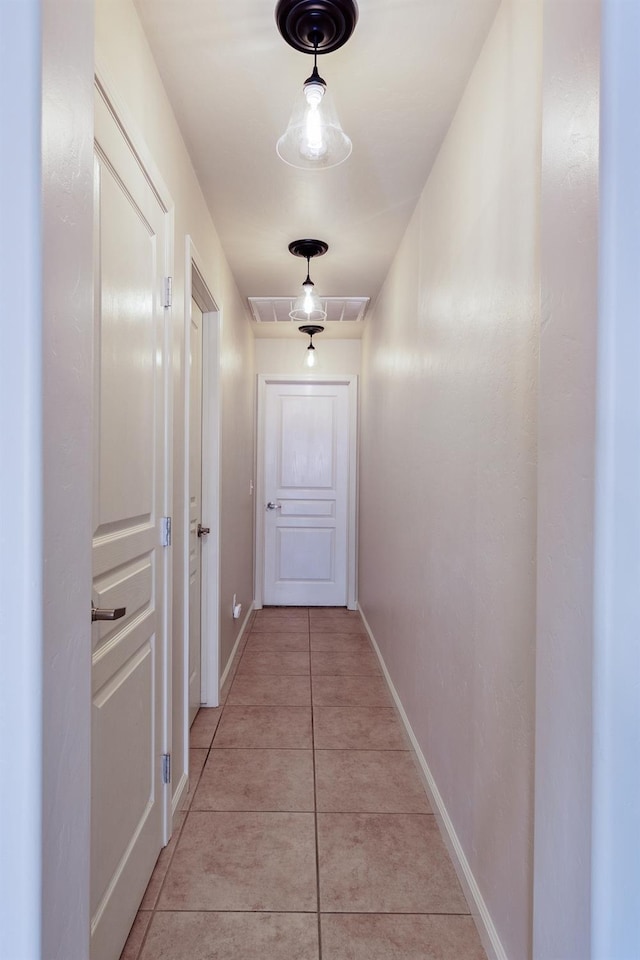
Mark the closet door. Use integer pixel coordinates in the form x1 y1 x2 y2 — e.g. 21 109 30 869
91 85 170 960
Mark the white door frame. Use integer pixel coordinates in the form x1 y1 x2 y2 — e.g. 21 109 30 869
255 374 358 610
184 238 221 714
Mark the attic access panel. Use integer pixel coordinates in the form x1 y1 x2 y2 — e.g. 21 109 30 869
249 297 369 325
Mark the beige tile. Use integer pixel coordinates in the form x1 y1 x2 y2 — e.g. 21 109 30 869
309 607 363 618
190 707 222 748
255 606 309 619
314 708 406 750
316 751 431 813
312 676 392 707
318 813 467 913
238 650 310 676
140 812 186 909
309 607 361 619
311 649 380 676
321 914 486 960
309 617 366 635
193 748 315 811
228 674 311 706
310 633 373 652
251 618 310 635
140 912 318 960
119 910 152 960
245 632 310 652
158 811 317 911
213 705 312 749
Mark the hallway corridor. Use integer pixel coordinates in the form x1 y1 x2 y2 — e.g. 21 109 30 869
120 608 487 959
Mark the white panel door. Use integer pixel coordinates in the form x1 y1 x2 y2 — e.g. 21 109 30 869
263 381 350 606
91 88 169 960
188 298 203 724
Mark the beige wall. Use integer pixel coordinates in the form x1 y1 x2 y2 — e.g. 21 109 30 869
358 2 541 958
255 337 361 377
96 0 255 805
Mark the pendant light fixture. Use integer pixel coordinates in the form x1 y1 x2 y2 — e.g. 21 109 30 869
275 0 358 169
288 238 328 324
299 323 324 368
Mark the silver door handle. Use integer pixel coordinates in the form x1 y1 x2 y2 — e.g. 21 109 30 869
197 523 210 538
92 604 126 623
266 502 281 510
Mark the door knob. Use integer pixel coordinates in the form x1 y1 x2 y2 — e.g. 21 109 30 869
197 523 210 538
266 502 281 510
91 604 126 623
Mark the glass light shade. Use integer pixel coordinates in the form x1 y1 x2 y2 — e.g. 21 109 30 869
289 281 327 323
277 77 352 170
305 345 317 368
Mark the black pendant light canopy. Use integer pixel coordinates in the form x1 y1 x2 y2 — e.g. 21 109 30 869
275 0 359 55
299 323 325 338
288 238 329 260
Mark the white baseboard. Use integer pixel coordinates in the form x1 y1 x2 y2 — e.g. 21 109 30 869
357 604 508 960
219 602 255 690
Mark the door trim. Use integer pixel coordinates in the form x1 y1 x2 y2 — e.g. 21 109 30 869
184 238 221 722
255 374 358 610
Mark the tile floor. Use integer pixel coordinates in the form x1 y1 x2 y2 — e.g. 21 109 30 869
120 607 487 960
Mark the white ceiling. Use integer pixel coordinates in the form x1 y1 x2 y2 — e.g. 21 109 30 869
134 0 499 322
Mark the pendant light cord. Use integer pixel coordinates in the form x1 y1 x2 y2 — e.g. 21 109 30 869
305 38 326 88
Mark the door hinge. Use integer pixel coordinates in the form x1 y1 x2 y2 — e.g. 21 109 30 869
164 276 173 308
161 516 172 547
162 753 171 785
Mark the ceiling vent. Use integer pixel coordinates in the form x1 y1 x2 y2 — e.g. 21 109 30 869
249 297 369 325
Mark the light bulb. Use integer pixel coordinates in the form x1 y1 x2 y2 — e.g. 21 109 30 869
305 346 317 368
302 81 327 160
302 281 315 316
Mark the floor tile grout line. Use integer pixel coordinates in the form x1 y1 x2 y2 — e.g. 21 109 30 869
147 908 474 917
186 807 434 815
189 807 316 814
236 673 381 678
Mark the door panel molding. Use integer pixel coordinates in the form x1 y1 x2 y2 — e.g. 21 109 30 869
255 375 358 609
